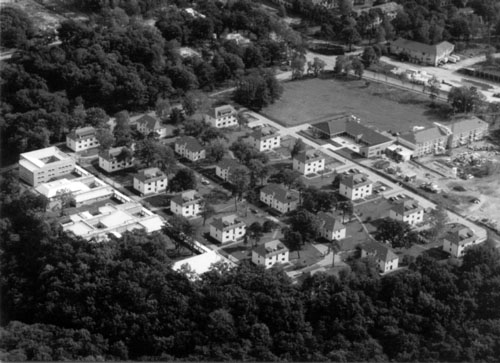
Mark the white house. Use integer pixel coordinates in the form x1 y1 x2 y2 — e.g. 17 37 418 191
204 105 238 128
98 146 134 173
133 167 168 196
389 38 454 67
259 183 299 214
361 241 399 273
19 146 75 186
442 223 481 258
389 198 424 226
66 126 99 152
174 136 206 162
317 212 346 241
252 240 289 268
249 126 281 152
339 173 373 200
209 214 246 243
293 150 325 175
216 158 247 182
170 189 203 218
136 115 167 138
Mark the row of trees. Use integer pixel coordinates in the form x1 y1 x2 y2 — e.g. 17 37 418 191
1 187 500 361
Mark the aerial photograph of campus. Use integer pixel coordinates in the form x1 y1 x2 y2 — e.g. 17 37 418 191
1 0 500 361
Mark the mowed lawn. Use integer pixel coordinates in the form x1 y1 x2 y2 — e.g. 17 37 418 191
262 78 444 133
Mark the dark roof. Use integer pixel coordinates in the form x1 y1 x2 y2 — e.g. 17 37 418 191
450 116 489 135
443 223 477 246
312 117 392 146
171 189 202 206
294 150 324 164
340 173 372 189
253 240 289 258
391 199 423 216
317 212 345 232
137 115 161 130
398 127 448 145
67 126 97 140
261 183 299 204
176 136 205 152
134 167 167 183
208 105 236 119
217 158 245 171
391 38 454 57
361 241 398 262
211 214 246 231
250 126 279 141
98 146 128 161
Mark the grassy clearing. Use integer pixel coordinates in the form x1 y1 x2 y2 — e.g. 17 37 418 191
262 77 448 133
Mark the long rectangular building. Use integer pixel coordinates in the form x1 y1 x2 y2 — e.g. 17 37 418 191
19 147 76 186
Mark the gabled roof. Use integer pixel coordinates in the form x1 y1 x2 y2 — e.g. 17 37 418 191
210 214 246 231
398 127 448 145
391 38 454 57
443 223 477 246
317 211 345 232
250 126 279 141
136 115 162 130
261 183 299 204
450 116 489 135
176 136 205 153
253 240 289 258
171 189 202 206
134 167 167 183
391 198 423 216
67 126 97 140
98 146 131 162
340 173 372 189
294 150 324 164
217 158 244 171
361 241 398 262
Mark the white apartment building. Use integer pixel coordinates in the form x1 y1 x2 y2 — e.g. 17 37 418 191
398 127 449 158
170 190 203 217
249 127 281 152
389 199 424 226
98 146 134 173
215 158 246 182
293 151 325 175
209 214 246 243
317 212 347 241
133 167 168 196
19 146 76 186
339 173 373 200
252 240 289 268
174 136 206 162
259 183 299 214
136 115 167 138
66 126 99 152
442 223 481 258
361 241 399 274
204 105 238 128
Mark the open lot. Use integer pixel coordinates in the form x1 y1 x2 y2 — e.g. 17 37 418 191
262 77 444 133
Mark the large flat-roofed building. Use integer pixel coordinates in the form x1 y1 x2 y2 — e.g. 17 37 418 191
175 136 206 162
260 183 299 214
311 116 394 158
442 223 481 258
170 189 203 217
98 146 134 173
361 241 399 273
398 127 449 158
252 240 289 268
339 173 373 200
389 198 424 226
19 147 76 186
204 105 238 128
293 150 325 175
62 202 164 241
209 214 246 243
133 168 168 196
389 38 454 66
249 126 281 152
66 126 99 152
448 116 489 148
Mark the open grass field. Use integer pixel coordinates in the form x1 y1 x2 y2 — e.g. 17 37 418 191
262 78 446 133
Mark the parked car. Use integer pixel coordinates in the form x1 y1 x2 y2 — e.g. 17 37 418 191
201 178 210 185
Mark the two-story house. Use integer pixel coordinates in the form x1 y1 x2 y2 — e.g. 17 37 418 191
317 212 347 241
210 214 247 243
260 183 299 214
249 127 281 152
293 150 325 175
66 126 99 152
174 136 206 162
442 223 481 258
398 127 450 158
216 158 248 182
204 105 238 128
252 240 289 268
98 146 135 173
389 198 424 226
339 173 373 200
361 241 399 273
136 115 167 138
170 189 203 218
133 167 168 196
389 38 454 66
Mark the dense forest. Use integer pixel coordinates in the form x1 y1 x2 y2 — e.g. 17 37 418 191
1 179 500 361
